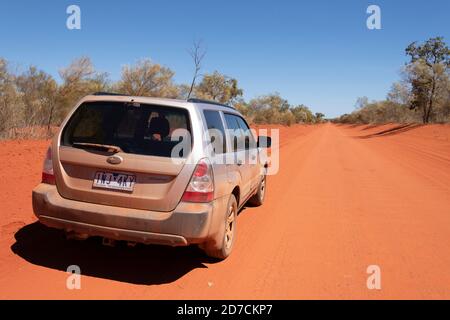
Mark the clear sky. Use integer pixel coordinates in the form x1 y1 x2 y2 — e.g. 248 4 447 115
0 0 449 117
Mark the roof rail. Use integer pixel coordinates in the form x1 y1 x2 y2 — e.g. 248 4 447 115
187 98 235 109
93 92 130 96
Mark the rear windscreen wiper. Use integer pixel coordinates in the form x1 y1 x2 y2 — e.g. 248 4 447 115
72 142 123 154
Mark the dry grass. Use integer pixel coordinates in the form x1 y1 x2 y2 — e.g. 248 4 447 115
0 126 59 140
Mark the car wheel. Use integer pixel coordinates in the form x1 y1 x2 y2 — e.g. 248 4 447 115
203 194 237 260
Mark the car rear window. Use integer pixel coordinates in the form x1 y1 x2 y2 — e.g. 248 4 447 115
61 101 192 158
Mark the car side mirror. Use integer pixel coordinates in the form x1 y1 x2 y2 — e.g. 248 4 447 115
257 136 271 148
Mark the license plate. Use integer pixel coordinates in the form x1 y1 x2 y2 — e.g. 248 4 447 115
93 172 136 192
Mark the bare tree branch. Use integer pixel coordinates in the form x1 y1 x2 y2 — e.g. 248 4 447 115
187 40 206 99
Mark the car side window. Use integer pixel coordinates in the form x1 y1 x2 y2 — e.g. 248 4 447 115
203 110 227 154
235 116 257 150
224 114 245 152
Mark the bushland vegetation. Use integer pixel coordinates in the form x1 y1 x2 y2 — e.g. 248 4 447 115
0 53 321 139
335 37 450 125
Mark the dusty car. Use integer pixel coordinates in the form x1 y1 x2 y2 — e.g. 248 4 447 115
32 93 271 259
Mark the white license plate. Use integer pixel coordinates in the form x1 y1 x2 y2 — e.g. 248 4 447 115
93 172 136 192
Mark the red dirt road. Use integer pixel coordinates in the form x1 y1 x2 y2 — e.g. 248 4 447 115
1 123 450 299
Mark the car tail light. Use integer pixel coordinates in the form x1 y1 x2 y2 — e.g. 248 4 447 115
181 158 214 203
42 146 55 185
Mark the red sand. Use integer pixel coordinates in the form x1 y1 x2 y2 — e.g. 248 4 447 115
1 123 450 299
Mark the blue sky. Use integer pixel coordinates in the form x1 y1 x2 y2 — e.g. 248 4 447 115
0 0 449 117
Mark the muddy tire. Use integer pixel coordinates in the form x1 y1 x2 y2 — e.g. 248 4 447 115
247 175 266 207
203 194 238 260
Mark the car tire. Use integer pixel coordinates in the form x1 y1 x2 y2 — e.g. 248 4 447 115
203 194 238 260
247 175 266 207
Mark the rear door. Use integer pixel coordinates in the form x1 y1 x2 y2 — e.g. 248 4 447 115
235 116 260 191
55 101 193 212
202 110 229 198
224 113 254 199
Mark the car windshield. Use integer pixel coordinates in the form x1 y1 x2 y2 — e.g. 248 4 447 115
61 101 192 158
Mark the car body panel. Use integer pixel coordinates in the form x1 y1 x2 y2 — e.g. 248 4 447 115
32 94 266 248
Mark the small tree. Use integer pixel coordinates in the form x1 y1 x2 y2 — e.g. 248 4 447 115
194 71 243 105
246 94 316 125
315 112 325 123
387 81 411 105
116 59 179 98
187 40 206 99
16 66 58 133
355 96 369 110
58 57 109 123
291 104 314 123
0 59 20 136
405 37 450 123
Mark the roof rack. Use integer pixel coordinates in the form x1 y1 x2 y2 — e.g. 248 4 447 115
187 98 235 109
91 94 235 109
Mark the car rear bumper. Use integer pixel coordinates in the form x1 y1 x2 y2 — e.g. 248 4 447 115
32 184 228 246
